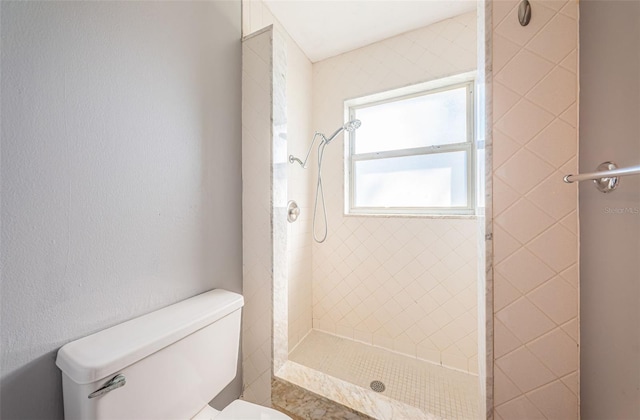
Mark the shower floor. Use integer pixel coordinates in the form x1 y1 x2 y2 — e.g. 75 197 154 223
289 330 479 419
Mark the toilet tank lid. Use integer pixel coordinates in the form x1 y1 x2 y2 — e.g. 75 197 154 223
56 289 244 385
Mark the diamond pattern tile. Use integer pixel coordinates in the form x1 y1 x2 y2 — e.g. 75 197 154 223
560 210 578 235
495 50 554 96
562 371 579 396
494 273 522 313
527 67 577 115
526 119 577 167
528 224 577 272
495 395 545 419
493 225 521 264
492 33 521 74
494 318 523 359
560 102 578 127
493 0 579 417
529 277 578 325
493 83 523 122
531 172 576 216
497 297 556 344
495 346 556 393
495 248 555 294
560 1 578 19
495 100 555 145
527 328 578 377
495 2 556 47
527 380 578 420
560 49 577 74
493 177 521 216
310 12 479 374
493 0 517 26
527 13 578 64
495 198 555 244
496 148 555 192
313 216 480 373
560 263 579 288
494 367 522 407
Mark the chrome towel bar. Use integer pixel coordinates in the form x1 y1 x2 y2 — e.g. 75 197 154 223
563 161 640 193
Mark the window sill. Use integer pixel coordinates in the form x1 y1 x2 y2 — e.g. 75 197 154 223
344 212 479 220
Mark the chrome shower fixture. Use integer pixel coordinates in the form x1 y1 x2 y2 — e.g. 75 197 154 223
288 119 362 243
288 119 361 168
324 119 362 144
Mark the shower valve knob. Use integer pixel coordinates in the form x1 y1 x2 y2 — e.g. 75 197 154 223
287 201 300 223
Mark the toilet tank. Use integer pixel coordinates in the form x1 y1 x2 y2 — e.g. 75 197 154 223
56 289 244 420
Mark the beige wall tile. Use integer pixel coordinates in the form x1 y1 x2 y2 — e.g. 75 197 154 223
492 0 579 416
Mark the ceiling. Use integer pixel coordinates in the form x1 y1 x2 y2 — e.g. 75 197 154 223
263 0 477 63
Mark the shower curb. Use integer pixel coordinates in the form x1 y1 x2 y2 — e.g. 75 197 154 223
272 377 375 420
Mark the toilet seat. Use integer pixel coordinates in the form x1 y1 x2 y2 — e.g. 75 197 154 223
192 404 221 419
193 400 291 420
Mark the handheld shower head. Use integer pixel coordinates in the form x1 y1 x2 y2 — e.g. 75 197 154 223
288 118 362 243
324 119 362 144
344 119 362 132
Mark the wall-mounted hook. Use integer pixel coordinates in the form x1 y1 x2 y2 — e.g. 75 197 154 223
518 0 532 26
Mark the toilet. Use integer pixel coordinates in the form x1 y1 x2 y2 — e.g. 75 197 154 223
56 289 291 419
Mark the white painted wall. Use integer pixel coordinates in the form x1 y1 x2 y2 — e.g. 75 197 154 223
0 2 242 418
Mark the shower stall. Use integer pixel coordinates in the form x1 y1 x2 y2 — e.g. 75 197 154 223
241 3 490 419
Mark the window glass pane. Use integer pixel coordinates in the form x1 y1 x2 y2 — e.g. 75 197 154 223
354 86 468 154
354 151 468 208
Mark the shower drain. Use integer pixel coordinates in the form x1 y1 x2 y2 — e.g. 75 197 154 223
370 380 386 393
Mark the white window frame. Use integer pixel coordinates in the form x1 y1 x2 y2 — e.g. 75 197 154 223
345 73 476 216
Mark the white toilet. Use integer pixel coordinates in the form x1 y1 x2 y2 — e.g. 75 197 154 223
56 289 291 419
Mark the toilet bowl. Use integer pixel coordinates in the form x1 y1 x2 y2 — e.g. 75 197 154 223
55 289 291 420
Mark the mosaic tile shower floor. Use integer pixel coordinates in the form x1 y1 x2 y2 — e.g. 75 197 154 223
289 330 479 419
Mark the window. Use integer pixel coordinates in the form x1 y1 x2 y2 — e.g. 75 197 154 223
346 76 475 216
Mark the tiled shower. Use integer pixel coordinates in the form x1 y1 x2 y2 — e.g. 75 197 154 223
296 9 480 373
242 4 486 419
241 0 580 418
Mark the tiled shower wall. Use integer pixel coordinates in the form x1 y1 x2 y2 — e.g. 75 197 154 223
311 12 479 374
284 40 313 352
242 2 314 353
491 0 579 418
